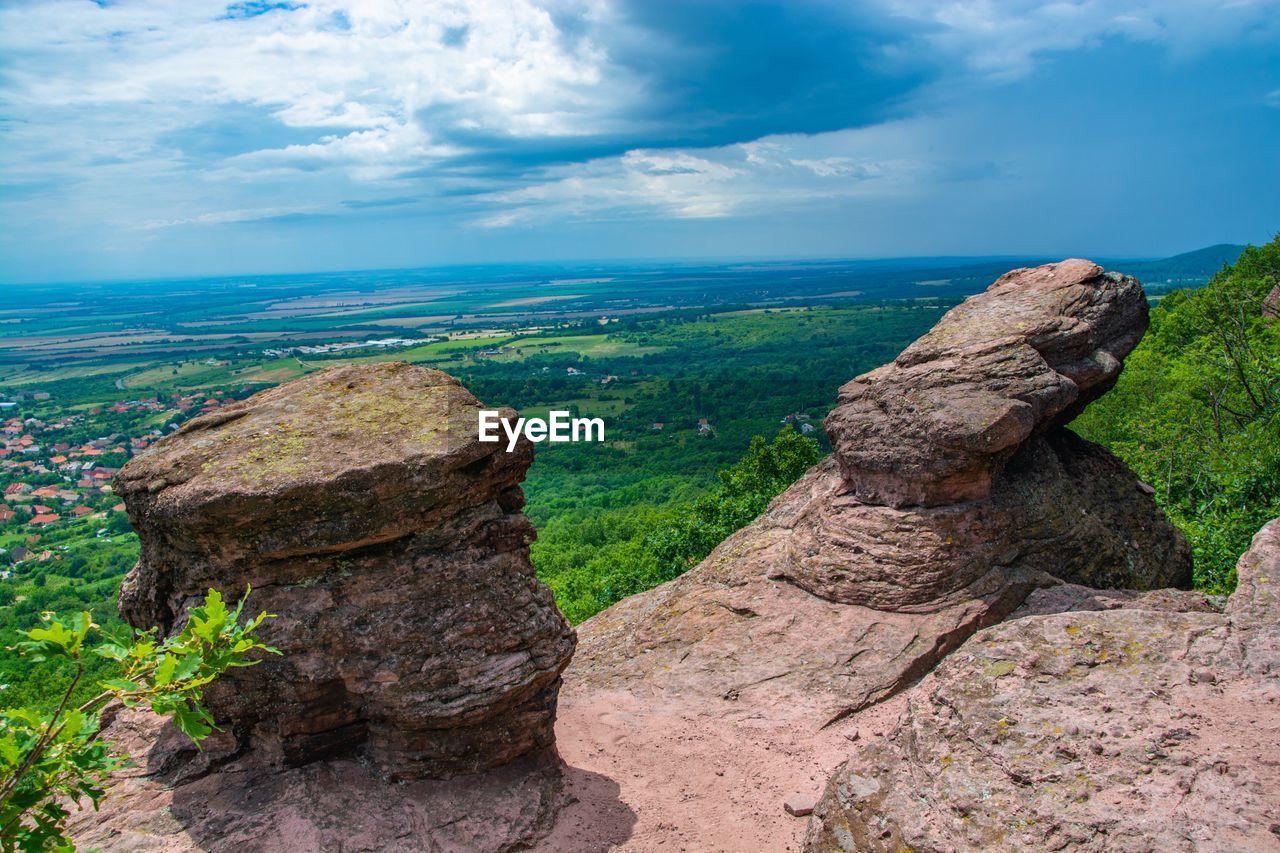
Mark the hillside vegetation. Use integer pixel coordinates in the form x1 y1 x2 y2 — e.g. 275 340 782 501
1120 243 1245 289
1075 237 1280 592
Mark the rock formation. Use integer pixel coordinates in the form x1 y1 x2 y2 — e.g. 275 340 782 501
551 260 1225 850
570 260 1188 730
825 259 1147 508
113 362 575 779
74 261 1280 852
805 519 1280 852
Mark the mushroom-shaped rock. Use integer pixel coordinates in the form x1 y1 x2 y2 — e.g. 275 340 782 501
115 363 576 779
825 259 1148 507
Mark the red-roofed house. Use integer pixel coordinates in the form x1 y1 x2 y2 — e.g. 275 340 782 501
70 506 94 518
31 513 59 525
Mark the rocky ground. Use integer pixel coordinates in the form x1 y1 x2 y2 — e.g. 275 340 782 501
70 261 1280 851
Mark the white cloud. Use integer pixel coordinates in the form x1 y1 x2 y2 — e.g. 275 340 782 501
472 127 936 227
0 0 1275 276
879 0 1280 79
0 0 633 229
139 205 322 229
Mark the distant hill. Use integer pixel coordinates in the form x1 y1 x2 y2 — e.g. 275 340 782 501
1121 243 1246 286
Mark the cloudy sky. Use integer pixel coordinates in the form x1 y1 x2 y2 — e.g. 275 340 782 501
1 0 1277 283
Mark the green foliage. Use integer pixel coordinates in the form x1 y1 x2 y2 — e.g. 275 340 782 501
0 589 278 851
0 531 139 714
535 428 822 623
1075 237 1280 592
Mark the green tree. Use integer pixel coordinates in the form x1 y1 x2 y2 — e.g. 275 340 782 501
0 589 278 851
1075 236 1280 591
536 428 822 622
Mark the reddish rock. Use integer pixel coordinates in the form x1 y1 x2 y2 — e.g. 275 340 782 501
805 519 1280 852
113 363 575 779
825 259 1147 508
1264 283 1280 319
785 793 817 817
552 260 1193 850
67 706 569 853
772 430 1189 610
71 261 1232 852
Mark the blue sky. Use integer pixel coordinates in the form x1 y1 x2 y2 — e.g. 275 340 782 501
1 0 1277 283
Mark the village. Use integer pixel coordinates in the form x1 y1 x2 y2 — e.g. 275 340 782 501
0 387 251 567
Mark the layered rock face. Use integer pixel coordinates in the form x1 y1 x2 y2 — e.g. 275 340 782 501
806 519 1280 852
825 259 1147 508
1265 283 1280 319
114 363 575 779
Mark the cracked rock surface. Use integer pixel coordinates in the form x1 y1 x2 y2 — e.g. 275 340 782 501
75 261 1267 852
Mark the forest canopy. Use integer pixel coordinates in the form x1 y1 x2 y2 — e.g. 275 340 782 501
1075 237 1280 592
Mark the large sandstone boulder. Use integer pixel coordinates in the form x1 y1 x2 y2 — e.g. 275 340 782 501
825 260 1147 508
76 260 1219 852
805 518 1280 852
114 363 576 779
571 261 1187 724
551 260 1197 849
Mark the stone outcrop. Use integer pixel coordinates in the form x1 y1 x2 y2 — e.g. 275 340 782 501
113 363 575 779
570 260 1188 729
76 260 1261 852
68 705 572 853
805 519 1280 852
770 428 1188 610
551 260 1209 849
825 260 1147 508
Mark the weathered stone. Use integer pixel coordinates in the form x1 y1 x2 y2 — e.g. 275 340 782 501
1264 283 1280 319
805 518 1280 852
771 431 1189 610
73 260 1235 852
825 259 1148 507
66 706 570 853
785 793 817 817
114 362 576 779
552 260 1195 849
